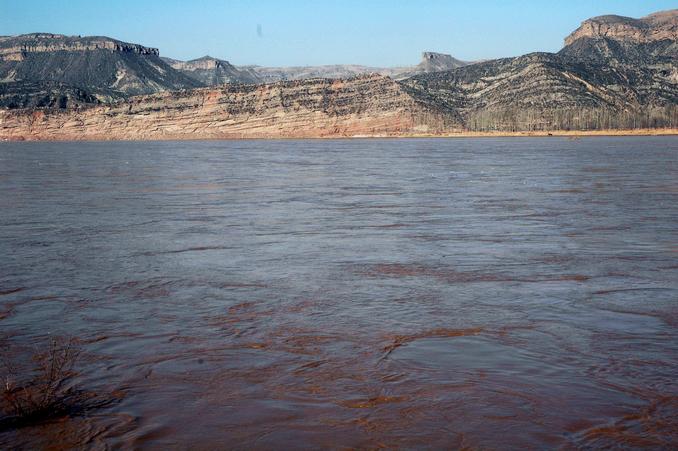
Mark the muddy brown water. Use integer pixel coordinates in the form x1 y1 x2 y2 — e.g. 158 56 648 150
0 138 677 449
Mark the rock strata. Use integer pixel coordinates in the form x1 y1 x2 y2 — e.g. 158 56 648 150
0 75 458 140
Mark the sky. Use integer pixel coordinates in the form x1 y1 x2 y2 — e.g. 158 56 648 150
1 0 676 66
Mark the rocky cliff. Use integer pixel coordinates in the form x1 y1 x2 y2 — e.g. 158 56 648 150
0 75 458 140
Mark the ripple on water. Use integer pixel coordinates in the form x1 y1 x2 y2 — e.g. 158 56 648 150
384 334 651 448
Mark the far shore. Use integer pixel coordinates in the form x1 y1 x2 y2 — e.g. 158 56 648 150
1 128 677 142
355 128 678 139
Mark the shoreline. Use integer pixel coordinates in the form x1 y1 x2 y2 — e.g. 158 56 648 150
356 128 678 138
1 128 677 142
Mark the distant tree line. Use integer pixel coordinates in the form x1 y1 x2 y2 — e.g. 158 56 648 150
465 105 678 131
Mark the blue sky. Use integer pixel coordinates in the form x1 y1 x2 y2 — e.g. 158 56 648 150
2 1 675 66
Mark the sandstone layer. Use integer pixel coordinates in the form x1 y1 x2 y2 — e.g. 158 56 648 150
0 75 457 140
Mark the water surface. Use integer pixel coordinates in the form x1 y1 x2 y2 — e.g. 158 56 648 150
1 138 677 449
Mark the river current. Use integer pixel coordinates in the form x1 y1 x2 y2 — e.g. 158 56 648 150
1 138 677 449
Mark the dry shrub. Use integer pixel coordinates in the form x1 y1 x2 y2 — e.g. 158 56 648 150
1 337 82 428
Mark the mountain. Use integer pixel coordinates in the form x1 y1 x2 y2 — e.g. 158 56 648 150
0 33 202 108
402 10 678 131
162 55 262 85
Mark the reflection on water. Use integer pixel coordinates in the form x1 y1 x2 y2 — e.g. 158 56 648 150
1 138 677 448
